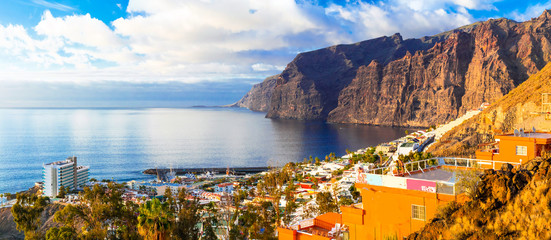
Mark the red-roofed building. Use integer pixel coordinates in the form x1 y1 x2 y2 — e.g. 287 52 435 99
215 182 234 193
278 212 344 240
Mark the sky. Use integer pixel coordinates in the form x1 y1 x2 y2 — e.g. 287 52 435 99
0 0 550 107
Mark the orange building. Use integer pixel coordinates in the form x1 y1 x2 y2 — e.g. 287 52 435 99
476 132 551 166
340 181 466 239
279 159 470 240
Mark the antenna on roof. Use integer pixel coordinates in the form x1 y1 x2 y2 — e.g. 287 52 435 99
533 126 537 134
514 129 520 137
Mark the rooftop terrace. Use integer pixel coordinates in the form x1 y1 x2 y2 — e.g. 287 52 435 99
358 157 520 195
399 142 417 148
76 166 89 171
500 132 551 139
44 159 74 166
408 168 456 182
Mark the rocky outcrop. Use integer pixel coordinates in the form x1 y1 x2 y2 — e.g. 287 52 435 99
242 11 551 127
230 75 278 112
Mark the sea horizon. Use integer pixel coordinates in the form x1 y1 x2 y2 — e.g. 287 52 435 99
0 107 411 194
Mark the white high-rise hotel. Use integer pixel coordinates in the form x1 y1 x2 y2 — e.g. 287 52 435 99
42 156 89 197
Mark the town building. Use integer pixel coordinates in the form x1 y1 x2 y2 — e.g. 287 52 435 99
126 181 186 196
395 142 419 156
278 212 344 239
214 182 234 193
476 131 551 168
278 158 471 240
43 156 89 198
375 144 396 156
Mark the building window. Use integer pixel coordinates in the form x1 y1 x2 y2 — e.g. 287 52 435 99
516 146 527 156
411 205 426 221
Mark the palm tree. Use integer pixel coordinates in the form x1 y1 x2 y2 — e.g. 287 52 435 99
138 198 173 240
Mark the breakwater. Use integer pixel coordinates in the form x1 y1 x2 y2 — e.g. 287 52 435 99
143 167 271 176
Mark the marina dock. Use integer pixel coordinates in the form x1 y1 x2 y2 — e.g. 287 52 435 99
143 167 271 177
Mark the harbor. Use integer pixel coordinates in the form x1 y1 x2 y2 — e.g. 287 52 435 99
143 167 271 181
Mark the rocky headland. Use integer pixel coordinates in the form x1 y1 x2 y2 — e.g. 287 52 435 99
230 74 278 112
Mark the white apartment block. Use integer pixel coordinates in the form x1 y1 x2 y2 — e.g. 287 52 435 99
43 156 89 198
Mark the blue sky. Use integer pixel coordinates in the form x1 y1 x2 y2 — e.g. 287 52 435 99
0 0 550 107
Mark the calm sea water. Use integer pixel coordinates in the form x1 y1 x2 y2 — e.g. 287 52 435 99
0 108 409 194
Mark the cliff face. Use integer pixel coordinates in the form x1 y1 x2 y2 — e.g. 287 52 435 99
231 75 278 112
242 11 551 127
427 61 551 157
265 32 446 121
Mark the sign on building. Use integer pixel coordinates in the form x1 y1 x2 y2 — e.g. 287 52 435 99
406 179 436 193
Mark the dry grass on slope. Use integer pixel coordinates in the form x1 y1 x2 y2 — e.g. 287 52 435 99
428 62 551 157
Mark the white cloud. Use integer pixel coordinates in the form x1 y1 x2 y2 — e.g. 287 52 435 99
325 0 475 41
508 1 551 21
0 0 505 84
251 63 285 72
34 11 137 65
397 0 499 11
115 0 318 57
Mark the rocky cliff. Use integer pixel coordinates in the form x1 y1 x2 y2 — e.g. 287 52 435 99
427 61 551 157
231 75 278 112
239 11 551 127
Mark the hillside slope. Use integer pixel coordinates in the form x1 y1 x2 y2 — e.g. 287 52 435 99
428 61 551 157
0 204 63 239
239 10 551 127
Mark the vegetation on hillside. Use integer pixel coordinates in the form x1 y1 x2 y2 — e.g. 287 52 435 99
11 194 50 239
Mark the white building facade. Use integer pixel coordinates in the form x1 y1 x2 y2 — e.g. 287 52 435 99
215 182 234 193
43 156 89 198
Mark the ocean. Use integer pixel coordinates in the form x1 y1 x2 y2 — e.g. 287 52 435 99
0 107 410 194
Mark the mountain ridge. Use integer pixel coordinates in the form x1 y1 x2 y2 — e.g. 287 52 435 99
235 10 551 127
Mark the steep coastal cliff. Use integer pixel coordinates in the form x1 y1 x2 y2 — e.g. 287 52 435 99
238 11 551 127
231 75 278 112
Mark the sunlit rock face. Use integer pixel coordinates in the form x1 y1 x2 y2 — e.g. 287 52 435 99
239 11 551 127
